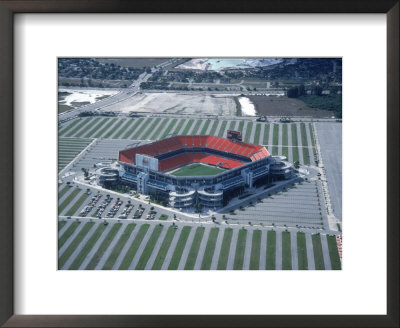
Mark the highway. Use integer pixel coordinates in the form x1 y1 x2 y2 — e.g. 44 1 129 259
58 71 153 123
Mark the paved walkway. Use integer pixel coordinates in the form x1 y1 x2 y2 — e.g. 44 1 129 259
100 117 123 138
320 234 332 270
296 123 305 164
275 230 282 270
144 224 170 270
278 124 283 156
305 123 315 163
305 233 316 270
194 227 211 269
112 224 140 269
108 118 128 138
161 227 183 270
128 224 155 269
291 231 299 270
95 222 130 269
242 229 253 270
87 118 108 138
259 230 267 270
62 223 98 269
58 220 73 238
178 227 197 269
226 229 239 269
79 223 112 269
267 123 273 148
58 221 86 256
287 123 293 162
177 119 189 135
148 118 165 140
210 227 224 269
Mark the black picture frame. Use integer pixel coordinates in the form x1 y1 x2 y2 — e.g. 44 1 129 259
0 1 398 327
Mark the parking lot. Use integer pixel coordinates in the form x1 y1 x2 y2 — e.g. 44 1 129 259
58 217 341 270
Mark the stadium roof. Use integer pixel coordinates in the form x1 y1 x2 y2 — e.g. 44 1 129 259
119 135 270 166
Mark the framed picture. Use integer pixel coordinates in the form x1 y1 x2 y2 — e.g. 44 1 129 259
1 1 398 327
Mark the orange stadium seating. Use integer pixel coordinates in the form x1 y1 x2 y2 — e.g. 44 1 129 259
119 135 270 172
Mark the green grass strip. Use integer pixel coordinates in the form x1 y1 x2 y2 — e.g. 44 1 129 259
172 119 186 135
159 214 168 221
181 119 194 135
168 226 191 270
161 118 178 138
228 121 236 130
102 224 136 270
184 227 205 270
58 222 94 268
85 223 122 270
200 228 219 270
58 188 81 214
271 124 279 155
327 235 341 270
142 117 161 139
75 117 101 137
59 119 81 136
217 228 233 270
237 121 245 133
104 118 126 138
282 231 292 270
291 124 299 163
200 120 211 134
58 185 72 200
119 224 150 269
263 124 270 144
253 123 261 144
117 119 136 139
65 118 90 137
266 230 276 270
65 193 89 216
114 119 136 139
69 223 108 270
58 220 67 232
312 234 325 270
309 123 317 152
191 120 203 135
209 120 219 136
233 229 247 270
149 118 167 140
122 118 144 139
249 230 261 270
135 225 164 270
217 121 228 137
58 221 81 249
300 123 310 164
93 118 118 138
297 232 308 270
282 124 288 146
152 226 176 270
82 118 108 138
132 118 152 139
244 122 253 142
282 125 289 158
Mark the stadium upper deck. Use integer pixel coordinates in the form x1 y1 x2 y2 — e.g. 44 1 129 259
119 135 270 172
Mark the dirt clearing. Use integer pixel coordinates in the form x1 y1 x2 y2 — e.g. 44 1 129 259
248 96 334 118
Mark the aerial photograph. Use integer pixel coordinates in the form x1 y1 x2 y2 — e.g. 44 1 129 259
58 57 342 270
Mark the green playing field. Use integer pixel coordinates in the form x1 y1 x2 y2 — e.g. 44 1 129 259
170 163 225 177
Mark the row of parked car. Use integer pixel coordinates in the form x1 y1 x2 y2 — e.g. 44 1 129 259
133 206 145 219
118 204 134 219
79 192 102 217
106 199 123 218
93 195 113 218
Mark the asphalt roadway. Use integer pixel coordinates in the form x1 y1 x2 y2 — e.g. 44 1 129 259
315 122 342 221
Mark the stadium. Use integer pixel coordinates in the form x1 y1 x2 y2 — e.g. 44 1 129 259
97 131 295 210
